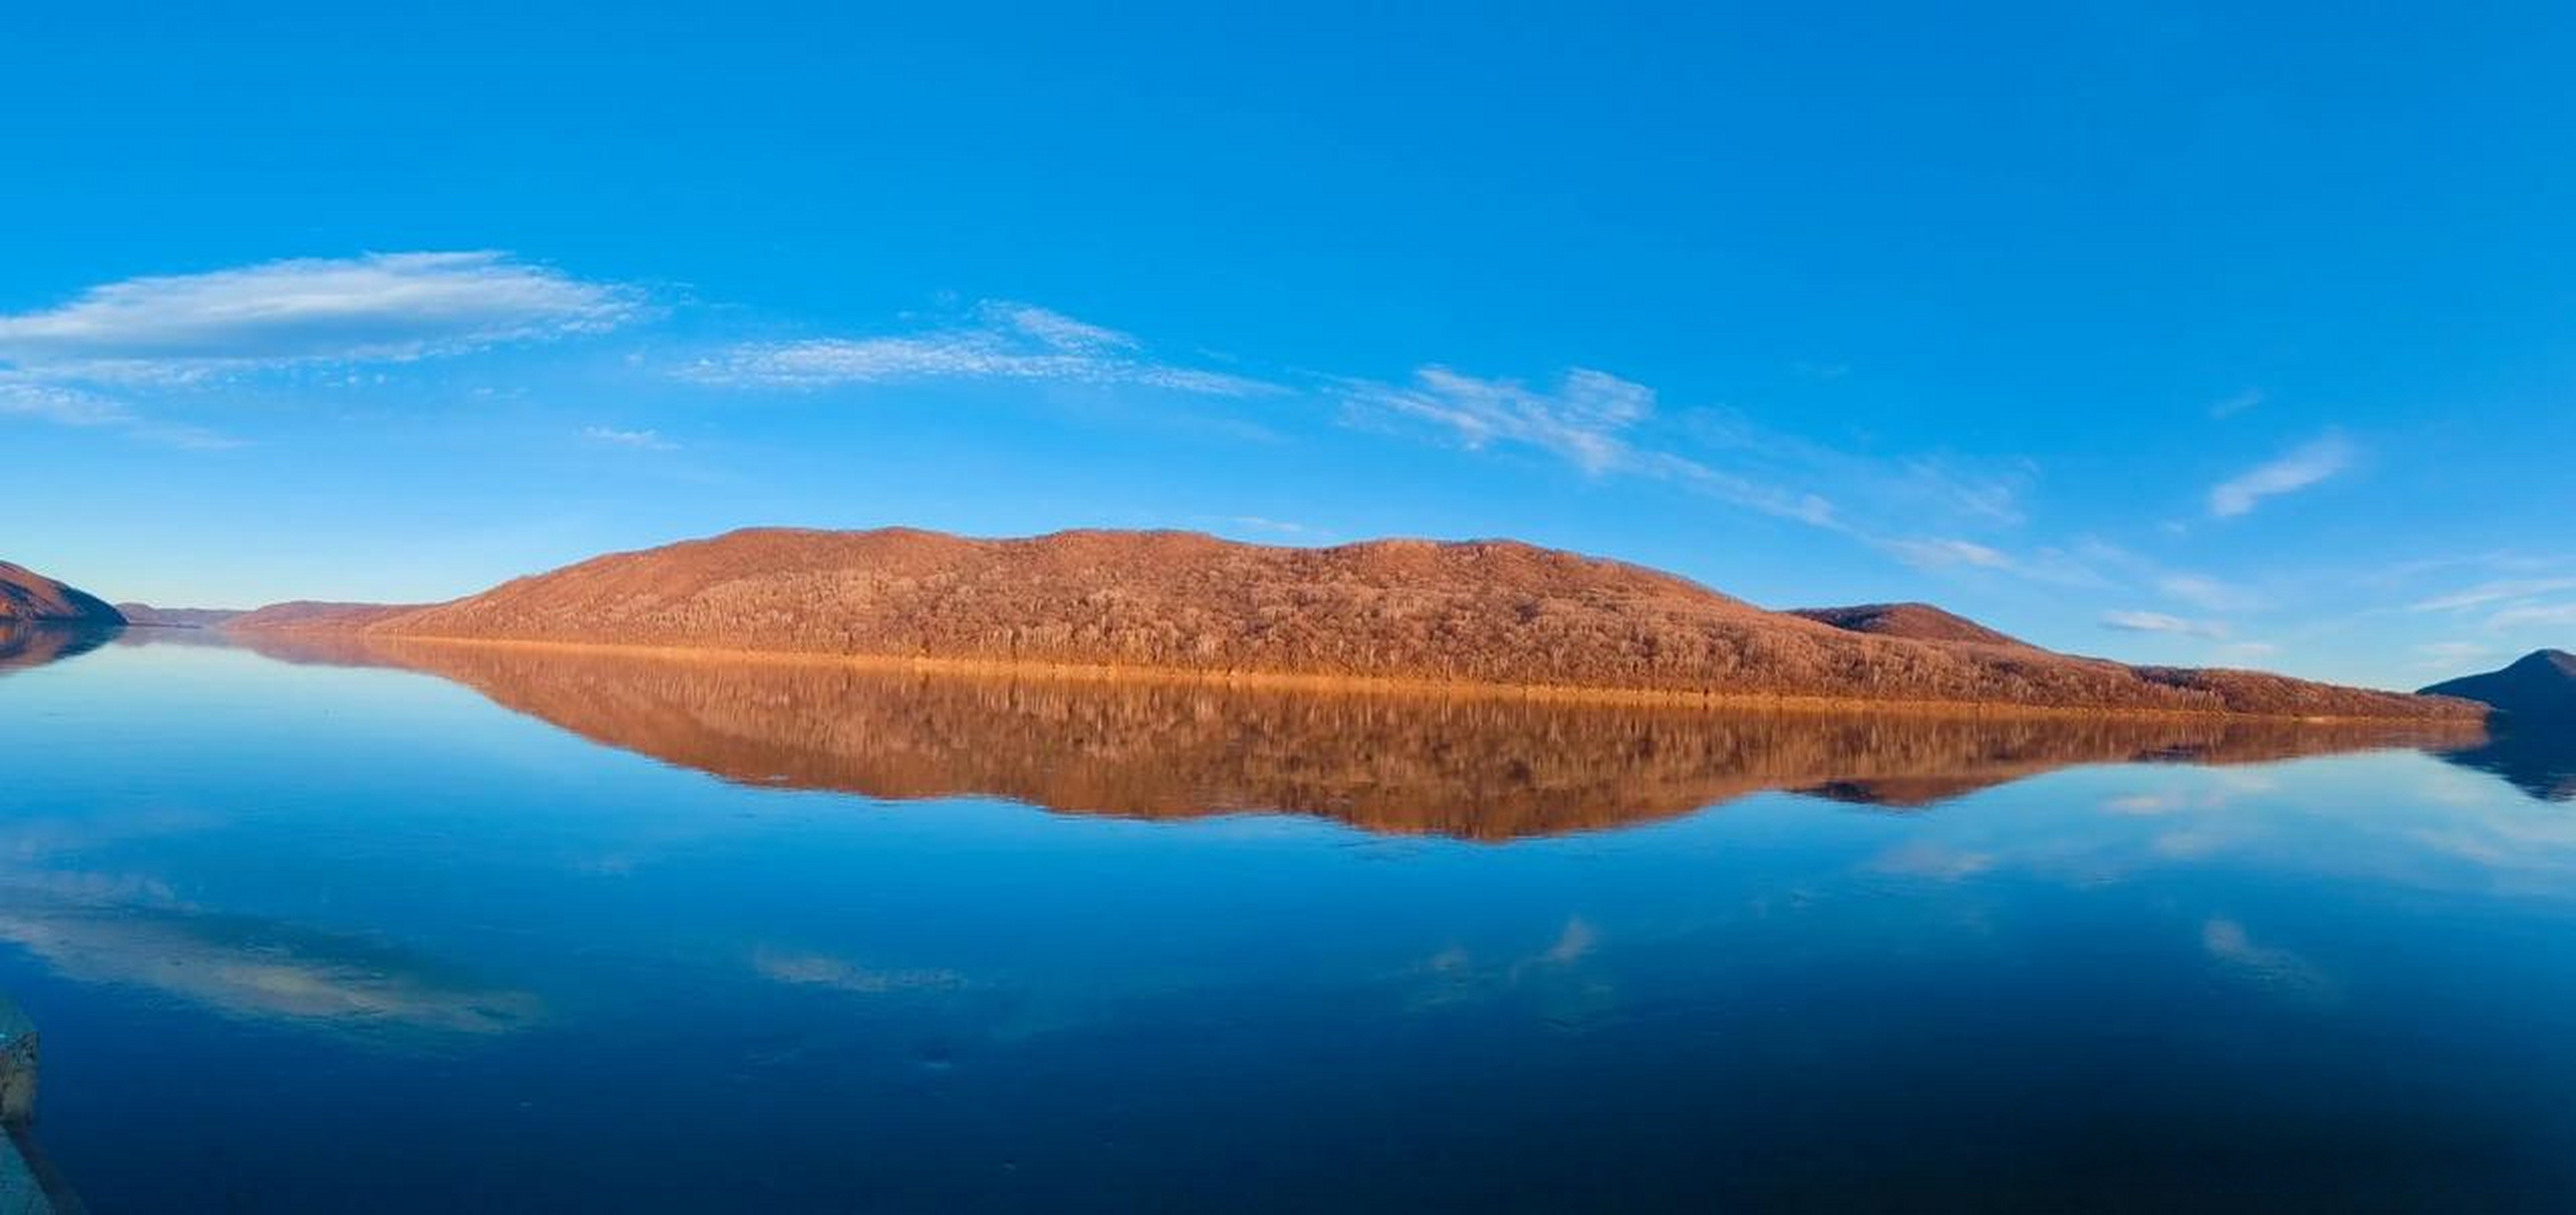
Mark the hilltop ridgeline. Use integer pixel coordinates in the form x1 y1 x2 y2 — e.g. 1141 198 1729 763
0 561 125 626
216 527 2478 720
1791 602 2034 648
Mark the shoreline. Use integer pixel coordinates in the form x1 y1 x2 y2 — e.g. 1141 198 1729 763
274 630 2494 727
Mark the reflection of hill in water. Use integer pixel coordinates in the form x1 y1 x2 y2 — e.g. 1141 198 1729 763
311 640 2478 840
2437 729 2576 802
0 623 117 673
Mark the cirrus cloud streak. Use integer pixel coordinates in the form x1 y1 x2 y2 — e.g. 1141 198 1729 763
2101 609 2232 640
685 301 1277 398
2209 434 2354 518
0 251 641 383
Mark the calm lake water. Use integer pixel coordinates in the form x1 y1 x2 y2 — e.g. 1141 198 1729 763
5 628 2575 1211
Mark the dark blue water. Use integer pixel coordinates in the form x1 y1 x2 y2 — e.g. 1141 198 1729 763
5 633 2575 1211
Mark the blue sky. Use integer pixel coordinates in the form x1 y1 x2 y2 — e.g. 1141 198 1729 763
6 2 2573 688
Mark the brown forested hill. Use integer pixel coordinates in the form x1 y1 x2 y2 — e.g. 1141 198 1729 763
343 527 2476 720
1792 602 2033 648
0 560 125 626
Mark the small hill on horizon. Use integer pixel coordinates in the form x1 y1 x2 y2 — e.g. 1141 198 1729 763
0 561 126 626
2422 650 2576 726
254 526 2479 720
1791 602 2033 648
118 604 245 629
224 601 422 632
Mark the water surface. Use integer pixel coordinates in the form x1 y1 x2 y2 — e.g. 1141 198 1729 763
4 630 2573 1211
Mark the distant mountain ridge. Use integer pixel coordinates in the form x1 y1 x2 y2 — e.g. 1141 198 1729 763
207 526 2479 720
117 604 245 629
2422 650 2576 725
223 601 421 632
0 561 125 626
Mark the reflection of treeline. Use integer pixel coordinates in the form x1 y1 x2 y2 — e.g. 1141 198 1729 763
356 640 2478 839
0 623 115 673
310 530 2471 719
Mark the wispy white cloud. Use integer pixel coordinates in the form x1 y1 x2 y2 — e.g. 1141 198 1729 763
1336 364 2120 593
1872 536 2110 589
10 255 2345 614
686 300 1274 397
0 376 127 427
0 252 640 382
2072 541 2284 621
582 426 677 451
695 335 1269 395
1915 458 2029 525
2157 572 2264 612
0 374 241 449
981 302 1137 351
1639 452 1843 527
2488 603 2576 631
2410 577 2576 613
2101 609 2231 640
2209 434 2354 518
695 296 2057 588
1681 411 2033 530
0 250 627 449
2415 641 2494 670
1342 365 1652 476
1219 515 1317 538
2396 570 2576 635
1882 537 2011 571
2209 388 2263 419
1341 366 1844 528
2359 551 2576 592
